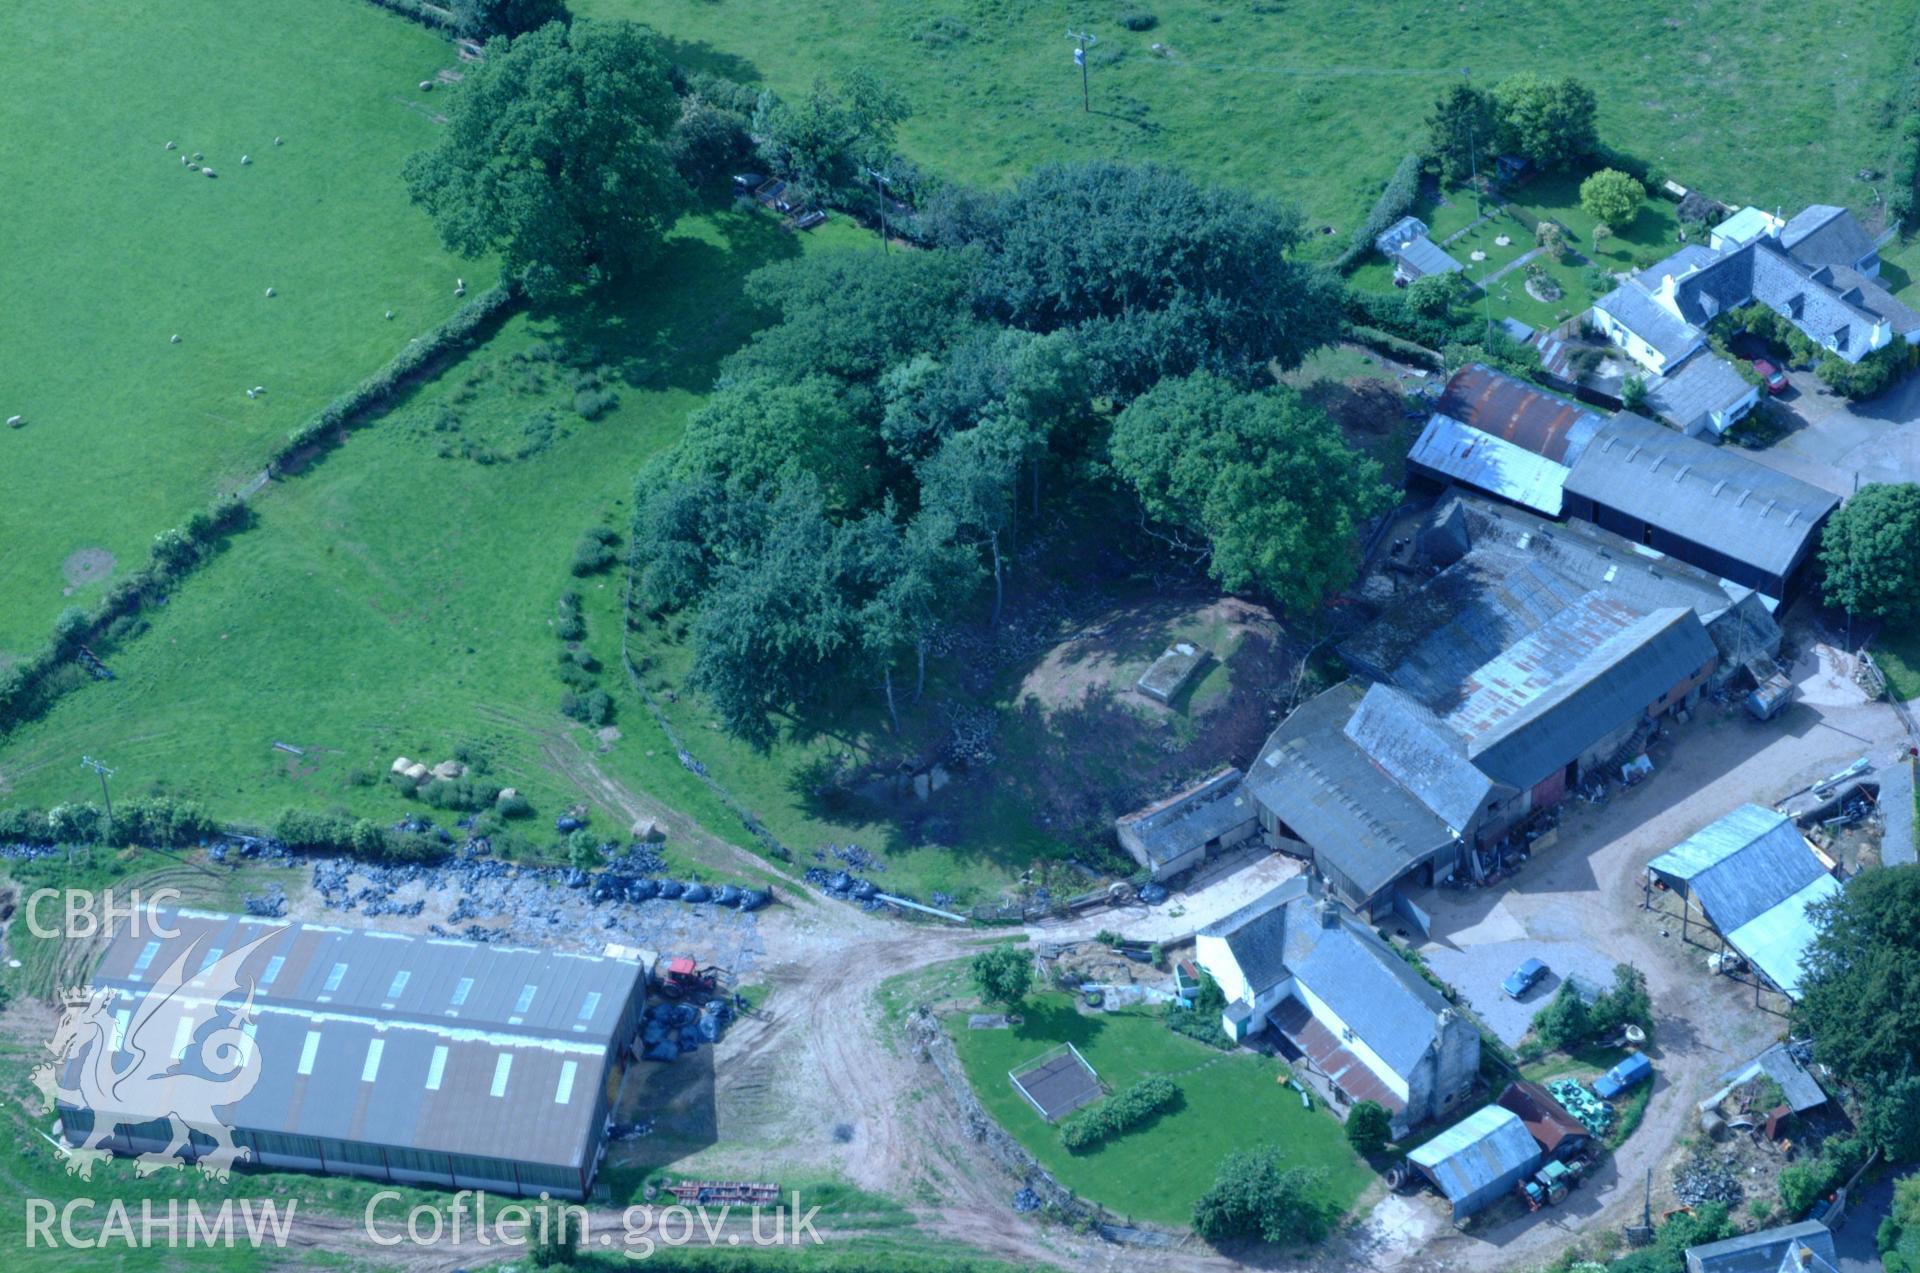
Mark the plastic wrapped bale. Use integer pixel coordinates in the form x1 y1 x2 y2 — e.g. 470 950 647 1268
670 1003 698 1027
827 871 852 893
697 1013 725 1043
564 869 590 889
626 877 659 901
556 816 583 833
681 882 713 904
646 1003 673 1023
1138 883 1170 904
645 1040 679 1062
851 879 877 901
590 876 621 902
656 879 684 899
713 884 741 907
642 1022 667 1046
738 889 770 911
678 1026 701 1050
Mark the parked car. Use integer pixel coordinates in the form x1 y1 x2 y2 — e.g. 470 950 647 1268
1592 1052 1654 1099
1502 957 1549 998
1753 358 1790 395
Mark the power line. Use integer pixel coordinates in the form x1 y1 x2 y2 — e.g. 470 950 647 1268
81 754 115 864
1066 30 1098 113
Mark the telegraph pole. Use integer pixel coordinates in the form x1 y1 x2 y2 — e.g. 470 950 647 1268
1067 30 1097 112
81 755 115 861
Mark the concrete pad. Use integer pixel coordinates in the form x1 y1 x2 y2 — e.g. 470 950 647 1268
1421 937 1620 1047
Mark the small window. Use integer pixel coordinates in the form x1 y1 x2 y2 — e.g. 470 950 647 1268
425 1045 449 1092
489 1054 513 1098
361 1039 385 1083
297 1031 322 1077
198 946 224 974
576 992 602 1022
555 1060 578 1105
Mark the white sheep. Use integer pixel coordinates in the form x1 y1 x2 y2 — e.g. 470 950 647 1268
273 136 283 146
164 141 176 151
181 156 189 166
6 415 22 427
254 385 266 394
385 309 395 320
246 389 257 399
191 151 202 161
265 287 275 297
171 334 181 344
241 155 251 166
203 168 217 179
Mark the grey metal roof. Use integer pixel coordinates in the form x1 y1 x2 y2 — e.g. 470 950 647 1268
1685 1220 1836 1273
81 911 644 1170
1714 1043 1827 1114
1200 877 1454 1080
1429 496 1783 671
1343 683 1494 834
1376 216 1464 278
1409 413 1575 516
1245 682 1460 902
1647 804 1838 996
1563 412 1838 580
1779 205 1876 271
1408 1104 1542 1211
1116 768 1252 867
1645 353 1758 434
1458 601 1716 789
1595 283 1707 364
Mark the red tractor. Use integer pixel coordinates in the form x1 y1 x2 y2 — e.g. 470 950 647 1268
655 956 727 1002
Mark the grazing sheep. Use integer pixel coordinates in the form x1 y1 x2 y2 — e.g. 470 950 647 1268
385 309 395 320
241 155 251 165
254 385 266 394
265 287 275 297
164 141 176 151
170 334 181 344
273 136 283 146
246 389 257 400
181 156 190 166
419 80 433 92
203 168 217 179
6 415 23 428
191 151 202 161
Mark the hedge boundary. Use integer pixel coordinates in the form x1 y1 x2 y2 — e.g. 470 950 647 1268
0 280 522 735
361 0 457 35
1059 1076 1179 1152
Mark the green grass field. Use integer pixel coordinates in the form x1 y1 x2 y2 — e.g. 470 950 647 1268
0 0 493 655
948 992 1371 1228
587 0 1916 255
0 211 868 863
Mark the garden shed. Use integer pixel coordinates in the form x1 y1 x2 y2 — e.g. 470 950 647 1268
1408 1103 1542 1220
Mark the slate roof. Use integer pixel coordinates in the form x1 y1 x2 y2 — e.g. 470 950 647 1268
1245 682 1459 902
1199 877 1454 1080
1672 239 1904 362
1714 1043 1827 1114
80 911 645 1173
1376 215 1464 277
1595 283 1708 365
1563 412 1839 581
1646 804 1839 996
1684 1219 1836 1273
1645 353 1758 434
1343 683 1495 835
1779 205 1876 271
1433 364 1607 463
1824 264 1920 334
1643 244 1722 282
1408 1104 1542 1209
1115 768 1252 868
1454 601 1715 789
1408 412 1578 516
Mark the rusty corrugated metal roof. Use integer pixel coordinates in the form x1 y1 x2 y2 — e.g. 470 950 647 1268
1435 364 1605 464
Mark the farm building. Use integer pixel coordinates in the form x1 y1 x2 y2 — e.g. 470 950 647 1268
1114 767 1258 880
1561 412 1839 597
1374 215 1464 282
1405 364 1606 516
1710 1043 1828 1116
1684 1219 1838 1273
1407 1103 1542 1221
1646 805 1841 998
62 910 646 1199
1195 877 1479 1136
1641 351 1762 438
1495 1080 1591 1162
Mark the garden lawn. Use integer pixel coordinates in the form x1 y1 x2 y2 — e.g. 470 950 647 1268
587 0 1916 258
1882 236 1920 309
0 0 493 653
948 992 1371 1228
1871 626 1920 703
0 212 867 879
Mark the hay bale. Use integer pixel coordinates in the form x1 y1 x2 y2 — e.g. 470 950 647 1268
391 757 416 776
630 818 664 842
432 759 466 781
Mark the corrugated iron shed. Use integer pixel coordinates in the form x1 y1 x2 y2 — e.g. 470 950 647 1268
1408 1104 1542 1219
1115 768 1251 869
1409 412 1576 516
1433 364 1606 464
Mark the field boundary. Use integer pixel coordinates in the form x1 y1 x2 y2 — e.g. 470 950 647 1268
0 281 523 740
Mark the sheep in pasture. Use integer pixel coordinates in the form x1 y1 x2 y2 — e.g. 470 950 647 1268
6 415 23 428
246 389 257 399
265 287 275 298
273 136 283 145
203 168 217 179
241 155 251 165
164 141 176 151
170 334 181 344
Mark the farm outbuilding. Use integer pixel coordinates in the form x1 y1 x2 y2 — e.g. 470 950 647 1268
1407 1103 1542 1221
1496 1080 1592 1161
1646 804 1841 998
63 910 647 1199
1405 364 1606 517
1684 1219 1837 1273
1114 767 1257 880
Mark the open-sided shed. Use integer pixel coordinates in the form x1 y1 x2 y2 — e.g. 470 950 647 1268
1409 1104 1542 1220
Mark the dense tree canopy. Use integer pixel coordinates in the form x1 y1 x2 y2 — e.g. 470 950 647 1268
1425 82 1498 186
450 0 568 40
973 161 1343 393
1820 483 1920 622
752 70 908 197
1579 168 1644 228
1491 73 1598 171
1795 865 1920 1089
1109 374 1391 612
1191 1147 1331 1245
403 19 685 294
970 943 1033 1008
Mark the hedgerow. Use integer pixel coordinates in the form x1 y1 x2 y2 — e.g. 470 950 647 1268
1337 153 1424 271
1059 1076 1179 1152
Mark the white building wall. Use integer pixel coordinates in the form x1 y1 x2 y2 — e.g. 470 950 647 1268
1293 978 1411 1102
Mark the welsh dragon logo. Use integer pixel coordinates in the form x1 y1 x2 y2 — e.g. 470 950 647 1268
26 927 283 1182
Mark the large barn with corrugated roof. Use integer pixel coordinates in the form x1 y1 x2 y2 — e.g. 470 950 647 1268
61 910 646 1198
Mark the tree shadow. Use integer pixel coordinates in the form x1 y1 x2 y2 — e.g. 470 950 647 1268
526 205 801 395
1011 997 1105 1049
657 35 762 86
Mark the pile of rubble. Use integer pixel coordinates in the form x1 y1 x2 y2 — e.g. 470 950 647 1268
1673 1152 1744 1206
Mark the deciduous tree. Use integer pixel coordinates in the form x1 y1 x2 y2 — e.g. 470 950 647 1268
1425 83 1497 186
1820 484 1920 623
970 943 1032 1008
1579 168 1645 229
1191 1147 1331 1245
1491 73 1598 171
